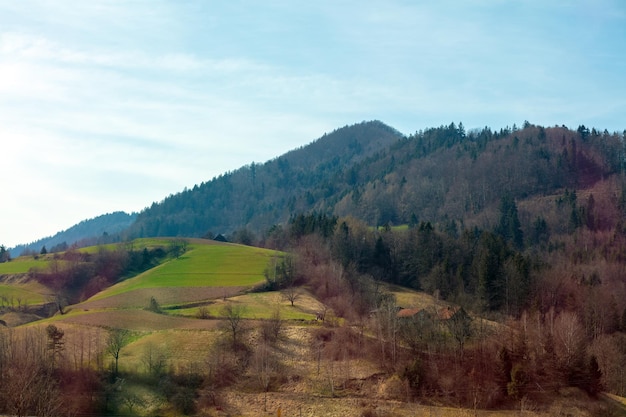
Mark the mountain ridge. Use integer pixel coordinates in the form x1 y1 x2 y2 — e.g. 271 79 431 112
8 120 625 253
123 120 404 239
8 211 136 257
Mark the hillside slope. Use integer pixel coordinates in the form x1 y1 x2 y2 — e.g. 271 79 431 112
9 211 136 257
122 122 625 242
123 120 403 239
14 121 623 252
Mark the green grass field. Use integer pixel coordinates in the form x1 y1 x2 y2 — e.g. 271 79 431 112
87 242 280 301
0 284 48 305
0 256 53 275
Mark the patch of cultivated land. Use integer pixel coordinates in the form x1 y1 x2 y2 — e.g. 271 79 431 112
122 328 219 371
0 283 49 305
49 309 221 332
0 255 56 275
86 242 278 302
77 286 248 309
173 290 323 320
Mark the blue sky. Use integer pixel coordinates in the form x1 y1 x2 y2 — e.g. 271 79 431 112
1 0 625 248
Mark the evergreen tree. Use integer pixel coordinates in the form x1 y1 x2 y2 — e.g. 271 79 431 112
372 236 392 282
46 324 65 369
585 355 603 396
0 245 9 263
475 232 508 310
530 216 549 246
496 195 523 249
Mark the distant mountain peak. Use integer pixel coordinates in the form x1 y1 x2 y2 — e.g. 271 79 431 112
279 120 404 171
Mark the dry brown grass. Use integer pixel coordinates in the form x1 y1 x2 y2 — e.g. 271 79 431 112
391 285 449 310
0 311 43 327
9 314 617 417
212 390 584 417
121 329 218 372
53 309 220 332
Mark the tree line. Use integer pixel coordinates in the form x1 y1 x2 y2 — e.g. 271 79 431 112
26 240 187 312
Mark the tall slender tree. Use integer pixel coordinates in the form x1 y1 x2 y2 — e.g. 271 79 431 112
496 194 523 249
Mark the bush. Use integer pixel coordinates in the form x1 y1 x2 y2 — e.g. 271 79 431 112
377 374 406 401
196 305 211 319
402 358 423 393
146 296 162 313
507 364 528 399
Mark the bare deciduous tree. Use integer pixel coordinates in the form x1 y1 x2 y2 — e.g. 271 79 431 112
253 339 278 411
261 305 282 344
219 303 247 349
0 328 62 417
106 328 131 376
281 285 301 307
141 342 168 376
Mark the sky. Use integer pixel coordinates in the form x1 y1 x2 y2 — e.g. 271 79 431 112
1 0 625 248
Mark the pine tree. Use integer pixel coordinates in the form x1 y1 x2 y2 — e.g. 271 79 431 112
0 245 9 263
496 195 523 249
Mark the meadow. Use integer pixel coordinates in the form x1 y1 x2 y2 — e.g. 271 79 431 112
88 242 279 302
0 255 53 275
0 284 48 305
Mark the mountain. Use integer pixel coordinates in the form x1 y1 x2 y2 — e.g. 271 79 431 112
123 120 404 239
124 121 625 242
9 211 136 257
12 120 624 253
331 122 623 227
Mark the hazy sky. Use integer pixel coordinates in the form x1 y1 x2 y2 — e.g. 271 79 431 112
1 1 625 248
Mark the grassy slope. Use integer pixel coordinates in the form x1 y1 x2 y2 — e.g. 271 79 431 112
0 255 55 275
0 284 48 305
88 241 278 302
172 290 321 320
47 240 288 328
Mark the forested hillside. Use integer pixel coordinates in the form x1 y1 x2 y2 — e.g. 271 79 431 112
334 122 623 227
123 121 404 239
124 121 625 243
9 211 136 258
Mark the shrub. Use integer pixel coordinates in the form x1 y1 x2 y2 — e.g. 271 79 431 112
146 296 162 313
507 364 528 399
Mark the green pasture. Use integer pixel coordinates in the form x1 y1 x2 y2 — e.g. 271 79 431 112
0 284 47 305
89 242 280 300
0 256 52 275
